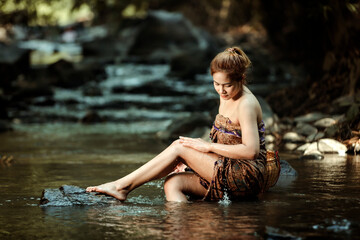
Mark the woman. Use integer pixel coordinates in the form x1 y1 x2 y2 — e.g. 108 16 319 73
87 47 275 202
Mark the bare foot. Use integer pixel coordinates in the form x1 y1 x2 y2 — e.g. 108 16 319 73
86 181 129 201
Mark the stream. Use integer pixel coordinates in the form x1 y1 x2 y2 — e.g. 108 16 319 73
1 126 359 239
1 61 360 239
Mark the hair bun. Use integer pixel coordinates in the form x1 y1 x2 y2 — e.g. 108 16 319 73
226 47 238 54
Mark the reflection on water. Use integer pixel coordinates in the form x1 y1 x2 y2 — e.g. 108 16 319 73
1 127 360 239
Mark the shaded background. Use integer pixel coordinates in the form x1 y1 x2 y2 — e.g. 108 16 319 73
1 2 360 239
0 0 359 139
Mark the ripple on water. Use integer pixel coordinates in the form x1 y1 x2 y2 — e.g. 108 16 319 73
313 218 352 233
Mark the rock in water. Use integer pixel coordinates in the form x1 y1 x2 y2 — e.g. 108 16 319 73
40 185 118 207
279 160 298 177
274 160 298 188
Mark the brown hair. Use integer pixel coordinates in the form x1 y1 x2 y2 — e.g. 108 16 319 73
210 47 251 84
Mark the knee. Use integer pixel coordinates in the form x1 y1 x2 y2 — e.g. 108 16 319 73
169 139 184 155
170 139 181 147
164 174 182 195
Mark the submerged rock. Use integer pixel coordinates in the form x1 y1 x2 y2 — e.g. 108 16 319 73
40 185 117 207
279 160 297 177
273 160 298 188
265 226 301 240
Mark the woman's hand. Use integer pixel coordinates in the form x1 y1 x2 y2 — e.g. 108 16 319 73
179 136 211 153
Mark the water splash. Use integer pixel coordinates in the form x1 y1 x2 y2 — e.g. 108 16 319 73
218 191 231 206
313 218 352 233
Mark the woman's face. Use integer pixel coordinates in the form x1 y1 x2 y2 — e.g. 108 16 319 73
213 72 241 100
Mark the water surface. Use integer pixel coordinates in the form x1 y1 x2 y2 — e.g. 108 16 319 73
1 125 360 239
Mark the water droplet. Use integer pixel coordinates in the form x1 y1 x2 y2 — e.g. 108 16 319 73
218 191 231 206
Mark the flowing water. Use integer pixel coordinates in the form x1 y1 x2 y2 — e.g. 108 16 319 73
2 62 360 239
1 125 360 240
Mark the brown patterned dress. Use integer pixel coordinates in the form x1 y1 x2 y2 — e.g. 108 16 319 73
199 114 269 201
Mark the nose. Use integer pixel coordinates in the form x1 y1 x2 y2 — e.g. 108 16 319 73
220 85 226 93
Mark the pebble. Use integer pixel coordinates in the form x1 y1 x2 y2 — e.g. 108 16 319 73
294 122 318 137
284 143 298 151
283 132 306 143
294 112 327 123
314 118 337 128
265 135 276 143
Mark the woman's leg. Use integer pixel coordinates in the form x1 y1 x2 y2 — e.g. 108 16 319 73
86 140 218 201
164 172 207 202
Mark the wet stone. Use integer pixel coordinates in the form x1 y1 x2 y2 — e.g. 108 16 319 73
294 122 318 137
314 118 337 129
294 112 327 123
301 149 324 160
283 132 306 143
279 160 298 177
39 185 118 207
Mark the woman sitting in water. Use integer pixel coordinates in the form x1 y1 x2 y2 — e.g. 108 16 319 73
87 47 278 202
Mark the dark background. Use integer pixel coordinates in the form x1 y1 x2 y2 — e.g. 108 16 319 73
0 0 359 140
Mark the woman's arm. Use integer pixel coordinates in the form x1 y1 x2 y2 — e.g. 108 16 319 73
180 99 260 160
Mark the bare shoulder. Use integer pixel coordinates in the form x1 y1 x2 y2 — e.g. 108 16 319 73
238 90 262 121
238 92 259 110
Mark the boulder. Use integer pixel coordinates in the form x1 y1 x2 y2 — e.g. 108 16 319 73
168 49 213 79
300 149 324 160
318 138 347 155
279 160 297 176
40 185 117 207
0 43 30 89
283 132 306 143
297 143 311 152
284 143 298 151
265 135 276 144
47 60 95 88
258 96 279 133
82 36 121 61
297 138 347 158
294 112 327 123
306 131 325 142
125 10 216 64
294 122 318 137
274 160 298 188
314 118 337 129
